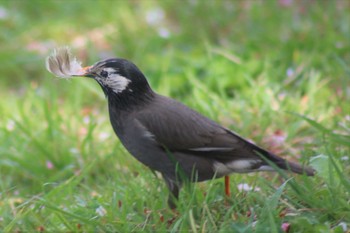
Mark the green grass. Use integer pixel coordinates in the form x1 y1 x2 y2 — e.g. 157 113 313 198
0 0 349 232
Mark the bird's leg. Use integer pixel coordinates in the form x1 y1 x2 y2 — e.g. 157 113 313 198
225 175 230 197
164 177 181 209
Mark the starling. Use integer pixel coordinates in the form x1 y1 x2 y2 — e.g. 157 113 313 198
46 48 315 208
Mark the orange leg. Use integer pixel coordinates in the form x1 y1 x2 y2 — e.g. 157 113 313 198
225 175 230 197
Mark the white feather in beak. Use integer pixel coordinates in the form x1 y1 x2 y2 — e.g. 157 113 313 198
46 47 86 78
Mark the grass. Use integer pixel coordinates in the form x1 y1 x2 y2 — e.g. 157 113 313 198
0 0 349 232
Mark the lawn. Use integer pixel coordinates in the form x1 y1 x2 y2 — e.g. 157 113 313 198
0 0 349 232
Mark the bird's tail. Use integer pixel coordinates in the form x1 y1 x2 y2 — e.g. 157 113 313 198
276 159 315 176
254 146 316 176
236 131 316 176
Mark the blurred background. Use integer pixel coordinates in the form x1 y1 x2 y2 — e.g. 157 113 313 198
1 0 349 88
0 0 349 231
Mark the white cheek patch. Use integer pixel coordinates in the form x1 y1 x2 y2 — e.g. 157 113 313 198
103 68 131 94
105 73 131 94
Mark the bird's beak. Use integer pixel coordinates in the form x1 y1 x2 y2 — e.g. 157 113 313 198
75 66 94 78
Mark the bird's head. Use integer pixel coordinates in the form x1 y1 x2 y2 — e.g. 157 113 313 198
46 47 154 108
82 58 152 98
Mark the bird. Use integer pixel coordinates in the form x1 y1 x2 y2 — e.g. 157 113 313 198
46 49 315 208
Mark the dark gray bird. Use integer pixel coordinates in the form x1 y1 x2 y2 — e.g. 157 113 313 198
47 52 315 208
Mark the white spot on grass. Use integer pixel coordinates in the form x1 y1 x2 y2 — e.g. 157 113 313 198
158 27 170 38
145 8 171 39
146 8 165 25
6 120 15 131
237 183 261 192
286 67 294 77
0 6 8 20
96 205 107 217
69 148 79 155
98 132 110 140
83 116 90 124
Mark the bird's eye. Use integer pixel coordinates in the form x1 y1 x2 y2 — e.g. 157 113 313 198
100 70 108 78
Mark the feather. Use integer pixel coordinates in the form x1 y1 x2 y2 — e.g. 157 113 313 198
45 47 84 78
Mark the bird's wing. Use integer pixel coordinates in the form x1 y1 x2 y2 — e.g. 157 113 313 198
134 95 315 176
135 95 267 161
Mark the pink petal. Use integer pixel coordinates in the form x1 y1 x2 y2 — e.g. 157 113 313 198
281 222 291 232
46 160 54 169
